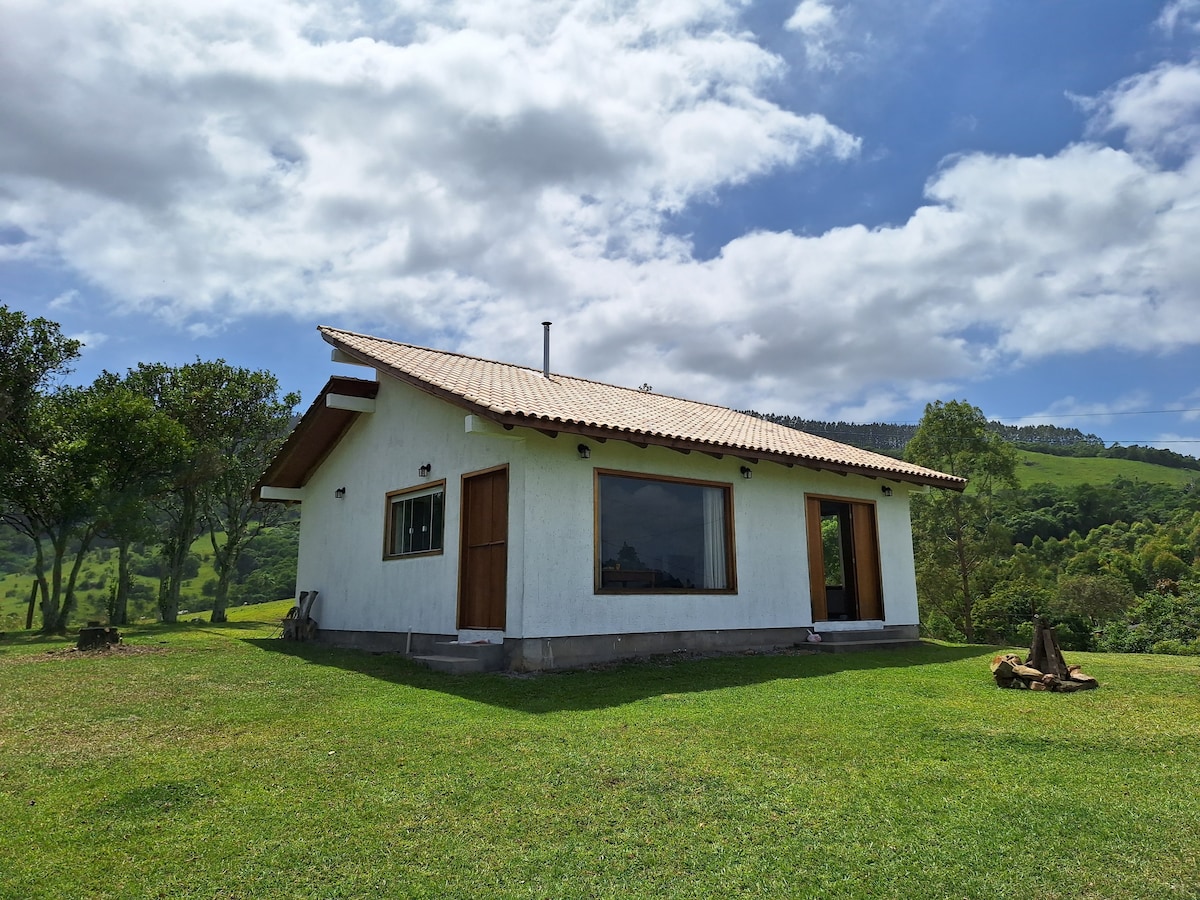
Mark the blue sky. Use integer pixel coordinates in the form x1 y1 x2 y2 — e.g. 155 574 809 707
3 0 1200 447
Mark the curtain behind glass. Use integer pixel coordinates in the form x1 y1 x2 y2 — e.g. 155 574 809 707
702 486 727 589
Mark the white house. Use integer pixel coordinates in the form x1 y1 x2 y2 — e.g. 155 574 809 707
257 325 964 671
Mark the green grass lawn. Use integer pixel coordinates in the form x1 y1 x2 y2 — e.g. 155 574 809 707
2 610 1199 899
1014 449 1199 489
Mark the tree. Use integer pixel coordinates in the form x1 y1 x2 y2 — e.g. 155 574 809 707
196 368 298 623
125 360 298 623
0 305 80 432
0 309 85 630
0 384 178 631
86 378 191 625
906 400 1018 642
1055 574 1134 629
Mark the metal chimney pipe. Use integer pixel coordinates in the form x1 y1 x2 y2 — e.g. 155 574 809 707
542 321 552 378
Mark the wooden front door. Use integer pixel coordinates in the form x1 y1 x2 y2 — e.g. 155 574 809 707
458 466 508 630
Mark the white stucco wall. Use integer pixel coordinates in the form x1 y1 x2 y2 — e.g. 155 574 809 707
293 373 922 638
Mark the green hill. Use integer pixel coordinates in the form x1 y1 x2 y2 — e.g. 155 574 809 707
1013 449 1200 489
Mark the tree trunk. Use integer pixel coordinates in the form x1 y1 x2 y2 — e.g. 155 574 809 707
210 565 232 623
208 525 241 624
25 579 37 630
40 536 64 634
112 540 132 626
953 507 975 642
54 532 93 632
160 490 198 624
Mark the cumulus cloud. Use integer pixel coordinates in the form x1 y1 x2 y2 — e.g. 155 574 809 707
1082 61 1200 159
68 330 110 350
1158 0 1200 33
1 1 1199 420
0 0 856 329
784 0 840 70
49 290 80 310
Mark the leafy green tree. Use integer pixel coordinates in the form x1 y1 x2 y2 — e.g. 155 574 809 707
125 360 298 623
0 382 181 631
973 581 1053 645
906 400 1018 642
1055 574 1134 630
0 305 80 433
86 378 191 625
198 370 298 623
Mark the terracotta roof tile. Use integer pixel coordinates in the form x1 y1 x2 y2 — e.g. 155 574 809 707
319 326 965 490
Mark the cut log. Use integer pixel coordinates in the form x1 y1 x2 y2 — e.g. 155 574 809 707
1028 617 1070 679
991 656 1017 678
1013 664 1044 679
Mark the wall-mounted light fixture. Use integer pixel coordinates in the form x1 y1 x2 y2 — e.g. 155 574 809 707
418 463 432 479
881 485 893 497
577 443 591 460
335 487 346 499
740 466 753 480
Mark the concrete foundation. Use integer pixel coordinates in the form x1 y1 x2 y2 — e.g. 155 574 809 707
316 624 921 671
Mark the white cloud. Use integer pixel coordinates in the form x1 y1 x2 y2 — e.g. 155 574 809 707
1149 433 1200 450
68 330 109 350
786 0 835 34
784 0 839 71
1 3 1199 420
0 0 857 338
1083 61 1200 159
49 289 80 310
1006 394 1152 429
1158 0 1200 33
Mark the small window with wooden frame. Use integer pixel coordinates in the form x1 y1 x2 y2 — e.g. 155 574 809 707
595 470 736 593
383 480 446 559
805 495 883 621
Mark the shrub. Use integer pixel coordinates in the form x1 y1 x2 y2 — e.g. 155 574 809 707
1151 638 1200 656
921 609 966 642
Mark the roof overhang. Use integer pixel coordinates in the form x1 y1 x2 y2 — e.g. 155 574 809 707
255 376 380 500
319 329 967 493
477 410 967 491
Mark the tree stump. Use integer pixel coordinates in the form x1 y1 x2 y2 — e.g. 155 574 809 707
77 626 120 651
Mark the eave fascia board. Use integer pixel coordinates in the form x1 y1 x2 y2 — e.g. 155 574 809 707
465 414 526 440
331 347 375 369
259 486 306 502
327 393 376 413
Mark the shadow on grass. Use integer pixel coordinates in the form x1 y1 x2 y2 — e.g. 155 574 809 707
244 638 987 713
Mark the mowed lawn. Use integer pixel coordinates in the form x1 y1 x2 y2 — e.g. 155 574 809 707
2 606 1198 900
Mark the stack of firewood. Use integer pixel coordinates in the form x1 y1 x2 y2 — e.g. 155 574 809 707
990 617 1099 692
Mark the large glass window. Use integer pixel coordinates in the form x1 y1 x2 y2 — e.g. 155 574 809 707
384 482 445 558
597 471 734 592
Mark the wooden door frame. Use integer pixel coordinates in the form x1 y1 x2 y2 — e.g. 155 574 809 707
805 493 884 623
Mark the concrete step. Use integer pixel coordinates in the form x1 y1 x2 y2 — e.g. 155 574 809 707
435 641 504 669
411 654 490 674
410 641 505 674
